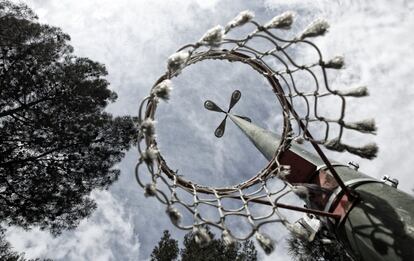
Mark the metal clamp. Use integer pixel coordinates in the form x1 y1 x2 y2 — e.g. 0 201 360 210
382 175 399 188
323 178 382 213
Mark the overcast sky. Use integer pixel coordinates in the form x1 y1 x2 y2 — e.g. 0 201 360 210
6 0 414 260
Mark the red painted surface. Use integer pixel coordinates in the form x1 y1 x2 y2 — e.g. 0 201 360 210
332 194 351 218
278 150 351 220
279 150 317 184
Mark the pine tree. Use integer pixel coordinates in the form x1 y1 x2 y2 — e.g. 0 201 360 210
287 232 352 261
237 240 257 261
180 228 230 261
180 227 257 261
0 0 137 235
151 230 179 261
151 228 257 261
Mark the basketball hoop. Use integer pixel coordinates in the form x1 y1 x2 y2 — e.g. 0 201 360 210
135 10 377 254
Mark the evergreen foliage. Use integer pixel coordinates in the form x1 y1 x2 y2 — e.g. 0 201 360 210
287 232 353 261
151 230 179 261
0 0 137 234
0 1 138 258
151 229 257 261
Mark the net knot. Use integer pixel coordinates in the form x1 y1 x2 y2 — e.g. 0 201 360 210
265 11 295 30
299 18 329 39
256 232 275 255
151 79 173 101
166 206 182 226
225 10 254 32
194 226 212 247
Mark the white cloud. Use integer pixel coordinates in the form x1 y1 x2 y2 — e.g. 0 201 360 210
6 0 414 260
7 190 140 260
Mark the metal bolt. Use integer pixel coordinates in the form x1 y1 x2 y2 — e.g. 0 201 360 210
382 175 399 188
348 161 359 170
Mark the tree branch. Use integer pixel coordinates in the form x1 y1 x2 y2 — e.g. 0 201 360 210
0 97 49 118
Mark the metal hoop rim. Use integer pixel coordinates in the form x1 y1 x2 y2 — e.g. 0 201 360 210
142 49 293 195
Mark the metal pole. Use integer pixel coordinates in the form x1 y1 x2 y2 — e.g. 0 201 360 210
233 196 341 219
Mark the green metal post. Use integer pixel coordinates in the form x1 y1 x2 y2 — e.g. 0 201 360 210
228 114 414 261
